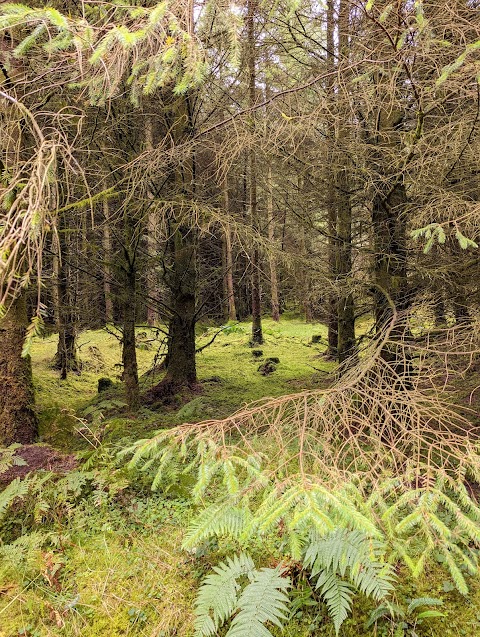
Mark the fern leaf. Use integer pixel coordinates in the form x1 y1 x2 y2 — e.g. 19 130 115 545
314 570 354 635
183 501 248 549
226 566 290 637
407 597 443 614
0 477 30 520
305 530 394 603
194 553 255 637
255 485 302 532
223 460 240 496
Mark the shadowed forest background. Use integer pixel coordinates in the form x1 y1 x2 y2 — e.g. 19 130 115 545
1 1 480 635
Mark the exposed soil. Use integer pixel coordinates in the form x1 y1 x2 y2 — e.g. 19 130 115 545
0 444 77 484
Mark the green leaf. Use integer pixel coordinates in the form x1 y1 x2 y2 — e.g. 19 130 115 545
194 554 255 637
226 566 290 637
416 610 445 619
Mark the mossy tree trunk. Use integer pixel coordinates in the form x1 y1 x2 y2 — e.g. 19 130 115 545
325 0 338 360
0 292 38 445
336 171 356 365
372 182 409 331
372 181 413 384
267 164 280 322
150 89 198 396
102 199 114 323
163 223 198 389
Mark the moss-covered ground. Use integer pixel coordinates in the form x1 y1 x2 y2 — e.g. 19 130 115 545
1 317 480 637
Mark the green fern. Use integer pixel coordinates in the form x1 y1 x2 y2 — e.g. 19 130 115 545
227 567 290 637
0 445 26 475
182 501 249 550
194 553 255 636
304 529 395 634
194 556 290 637
314 570 354 635
0 477 30 521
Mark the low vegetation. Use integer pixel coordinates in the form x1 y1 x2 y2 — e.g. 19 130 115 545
1 318 480 637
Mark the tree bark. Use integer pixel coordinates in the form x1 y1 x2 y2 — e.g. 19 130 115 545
145 115 160 326
336 171 356 365
121 255 139 411
335 0 356 366
102 199 114 323
53 210 79 379
325 0 338 359
372 181 412 383
121 209 140 411
163 224 198 389
372 182 409 331
150 89 198 395
0 292 38 445
222 176 237 321
247 0 263 345
267 164 280 321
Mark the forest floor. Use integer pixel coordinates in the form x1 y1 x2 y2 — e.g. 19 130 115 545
1 317 480 637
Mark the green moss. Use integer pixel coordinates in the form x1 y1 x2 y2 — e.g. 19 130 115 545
31 319 334 447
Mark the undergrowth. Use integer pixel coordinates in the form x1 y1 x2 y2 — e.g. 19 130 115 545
2 318 480 636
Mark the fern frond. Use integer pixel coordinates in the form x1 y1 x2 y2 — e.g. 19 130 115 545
183 501 248 550
226 566 290 637
0 477 30 520
441 548 468 594
314 570 354 635
407 597 443 613
192 458 221 501
304 529 394 600
0 445 26 475
194 553 255 637
310 484 380 536
365 601 403 628
254 485 303 532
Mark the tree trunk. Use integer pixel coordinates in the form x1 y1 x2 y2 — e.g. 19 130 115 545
267 164 280 322
0 292 38 445
247 0 263 345
150 89 198 396
121 254 139 411
372 182 409 330
102 199 114 323
145 115 160 326
325 0 338 359
372 181 412 383
121 202 140 411
53 211 79 379
163 225 197 389
335 0 356 366
336 176 356 365
222 177 237 321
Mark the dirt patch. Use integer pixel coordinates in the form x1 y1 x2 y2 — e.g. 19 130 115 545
0 444 77 484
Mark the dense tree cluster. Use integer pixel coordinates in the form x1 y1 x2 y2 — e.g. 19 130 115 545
0 0 479 444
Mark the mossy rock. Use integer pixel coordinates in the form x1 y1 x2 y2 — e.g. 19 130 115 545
97 377 113 392
258 361 277 376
